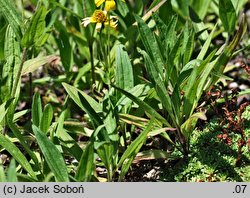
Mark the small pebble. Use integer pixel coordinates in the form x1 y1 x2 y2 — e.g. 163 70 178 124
239 84 249 90
228 82 238 89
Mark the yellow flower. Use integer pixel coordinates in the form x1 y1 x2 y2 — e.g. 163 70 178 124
95 0 116 12
82 10 118 31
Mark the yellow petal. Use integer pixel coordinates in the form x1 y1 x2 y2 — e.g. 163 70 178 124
95 0 105 7
105 0 116 12
104 16 118 28
109 20 118 28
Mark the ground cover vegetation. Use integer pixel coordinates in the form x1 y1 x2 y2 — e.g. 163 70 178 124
0 0 250 182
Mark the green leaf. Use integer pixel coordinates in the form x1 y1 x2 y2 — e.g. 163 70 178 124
166 32 183 83
54 21 73 73
0 133 37 179
0 159 6 182
116 84 150 107
210 16 247 86
22 55 59 75
82 0 95 17
56 110 83 162
32 92 43 127
153 13 178 50
182 50 217 118
134 14 164 78
0 0 22 40
118 157 134 182
103 98 118 142
181 112 207 139
40 104 53 133
226 15 248 56
118 119 155 180
63 83 102 122
116 44 134 95
174 0 189 18
58 130 83 162
7 159 17 182
50 1 82 18
171 85 182 125
182 22 195 66
117 0 129 17
148 127 176 144
139 50 176 124
182 63 199 118
17 174 39 182
191 0 212 20
197 23 218 60
21 6 48 47
1 25 21 102
32 125 69 182
75 142 94 181
178 60 201 85
0 25 6 61
117 119 154 167
13 109 30 122
8 121 39 167
219 0 237 33
112 85 171 127
63 83 108 141
0 98 14 124
119 113 148 128
96 142 114 180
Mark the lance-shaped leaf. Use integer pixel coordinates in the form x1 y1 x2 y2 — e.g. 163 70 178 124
22 55 59 75
112 84 171 127
32 125 69 182
0 0 22 40
116 44 134 98
134 14 164 78
21 6 48 47
0 133 37 179
118 119 154 181
219 0 237 34
62 83 108 141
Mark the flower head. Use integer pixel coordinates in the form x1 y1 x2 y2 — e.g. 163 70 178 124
82 10 118 31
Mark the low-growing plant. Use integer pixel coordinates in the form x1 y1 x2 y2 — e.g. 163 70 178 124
113 6 247 156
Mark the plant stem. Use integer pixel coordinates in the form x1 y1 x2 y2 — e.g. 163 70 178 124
122 124 128 149
29 72 33 120
89 43 96 86
21 0 25 21
11 48 28 98
99 29 108 71
107 14 111 78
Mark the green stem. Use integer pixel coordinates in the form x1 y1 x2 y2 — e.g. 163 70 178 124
21 0 25 21
107 14 111 73
122 124 128 149
89 43 96 86
99 29 109 71
29 72 33 120
11 48 28 98
106 14 112 90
